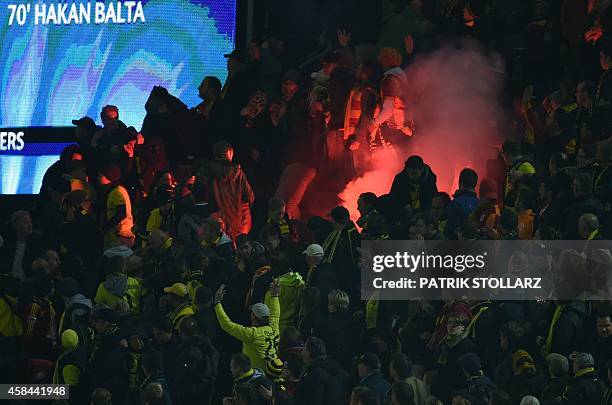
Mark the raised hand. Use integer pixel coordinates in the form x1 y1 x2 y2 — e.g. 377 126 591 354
269 278 281 297
214 284 226 305
337 28 352 48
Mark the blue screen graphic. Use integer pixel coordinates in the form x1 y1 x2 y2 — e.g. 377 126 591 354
0 0 236 194
1 141 75 194
0 0 236 128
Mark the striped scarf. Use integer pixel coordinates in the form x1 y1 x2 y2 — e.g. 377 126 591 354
343 86 375 140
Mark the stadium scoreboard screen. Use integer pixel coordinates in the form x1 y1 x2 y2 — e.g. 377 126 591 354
0 0 237 194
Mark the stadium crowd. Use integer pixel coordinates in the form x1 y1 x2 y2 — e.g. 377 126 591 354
1 0 612 404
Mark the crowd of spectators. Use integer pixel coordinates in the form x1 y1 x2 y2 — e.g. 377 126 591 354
1 0 612 404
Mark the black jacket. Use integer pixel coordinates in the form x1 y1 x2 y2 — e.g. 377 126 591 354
460 374 497 405
542 375 570 405
172 335 219 405
390 164 438 211
87 326 131 400
306 262 337 310
294 356 345 405
322 223 360 291
562 369 607 404
433 336 477 402
548 302 589 357
317 309 355 370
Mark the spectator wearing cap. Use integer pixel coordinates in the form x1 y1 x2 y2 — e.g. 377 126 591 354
321 206 360 299
541 353 570 404
214 279 281 371
53 329 87 402
454 352 497 405
95 256 143 315
162 283 195 330
201 140 255 240
222 49 256 123
358 352 391 403
390 155 438 212
98 164 135 250
0 210 45 280
562 352 607 403
87 306 131 401
303 244 336 312
57 277 93 346
72 116 99 153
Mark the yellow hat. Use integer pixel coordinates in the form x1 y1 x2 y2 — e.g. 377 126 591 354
61 329 79 349
164 283 189 298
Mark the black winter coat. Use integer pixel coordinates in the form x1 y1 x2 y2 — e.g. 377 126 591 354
294 356 345 405
390 164 438 211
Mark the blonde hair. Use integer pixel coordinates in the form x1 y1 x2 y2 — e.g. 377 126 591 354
328 290 350 312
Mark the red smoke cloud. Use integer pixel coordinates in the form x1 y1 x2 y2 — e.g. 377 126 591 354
340 40 505 222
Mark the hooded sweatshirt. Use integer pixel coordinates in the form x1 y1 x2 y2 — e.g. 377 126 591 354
95 273 142 314
294 356 344 405
59 294 92 341
275 273 305 334
204 159 254 240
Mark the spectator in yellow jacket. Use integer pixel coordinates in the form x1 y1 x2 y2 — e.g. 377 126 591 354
214 279 281 371
95 256 142 314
